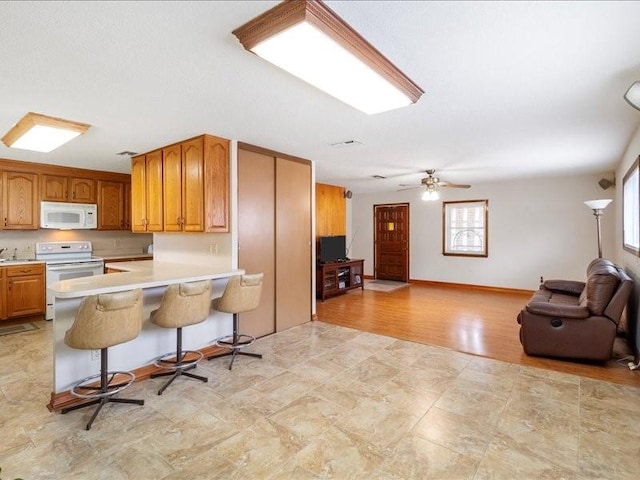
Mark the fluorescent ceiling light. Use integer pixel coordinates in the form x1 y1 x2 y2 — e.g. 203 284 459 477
624 81 640 111
1 112 90 153
233 0 423 114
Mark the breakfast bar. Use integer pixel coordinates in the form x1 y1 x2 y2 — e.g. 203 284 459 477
48 260 243 402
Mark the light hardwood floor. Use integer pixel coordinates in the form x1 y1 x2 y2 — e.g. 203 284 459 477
315 283 640 387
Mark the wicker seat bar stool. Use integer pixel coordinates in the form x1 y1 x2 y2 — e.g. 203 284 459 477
61 289 144 430
150 280 212 395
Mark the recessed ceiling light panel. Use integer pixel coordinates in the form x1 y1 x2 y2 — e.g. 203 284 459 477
2 112 90 153
233 0 424 114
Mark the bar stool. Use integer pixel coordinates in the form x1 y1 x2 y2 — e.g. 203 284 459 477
150 280 212 395
207 273 263 370
61 289 144 431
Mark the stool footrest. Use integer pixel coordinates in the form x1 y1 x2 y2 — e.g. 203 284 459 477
154 350 204 370
214 334 256 350
70 371 136 399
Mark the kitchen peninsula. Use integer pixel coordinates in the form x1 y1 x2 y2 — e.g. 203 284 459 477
47 260 243 408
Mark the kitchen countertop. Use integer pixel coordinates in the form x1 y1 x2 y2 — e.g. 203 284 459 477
49 260 243 298
0 259 44 266
99 253 154 261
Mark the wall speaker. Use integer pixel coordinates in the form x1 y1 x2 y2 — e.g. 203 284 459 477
598 178 615 190
344 190 353 199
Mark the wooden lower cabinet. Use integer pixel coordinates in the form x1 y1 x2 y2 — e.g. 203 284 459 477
0 268 6 319
2 263 45 319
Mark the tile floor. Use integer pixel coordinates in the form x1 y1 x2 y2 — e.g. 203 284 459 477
1 319 640 479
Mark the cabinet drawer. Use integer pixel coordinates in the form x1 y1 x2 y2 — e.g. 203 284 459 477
6 264 44 276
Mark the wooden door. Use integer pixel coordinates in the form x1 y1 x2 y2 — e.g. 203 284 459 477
374 204 409 282
145 150 164 232
163 144 182 231
131 156 147 232
238 148 275 337
2 171 38 229
97 181 124 230
41 174 68 201
275 157 311 331
69 177 95 203
181 138 204 232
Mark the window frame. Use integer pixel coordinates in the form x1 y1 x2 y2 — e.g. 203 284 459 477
623 156 640 255
442 199 489 257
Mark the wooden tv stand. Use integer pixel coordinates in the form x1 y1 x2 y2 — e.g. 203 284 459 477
316 259 364 301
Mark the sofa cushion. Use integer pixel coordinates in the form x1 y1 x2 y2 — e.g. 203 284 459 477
581 271 619 316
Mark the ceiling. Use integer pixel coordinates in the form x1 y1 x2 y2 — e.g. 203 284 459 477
1 1 639 193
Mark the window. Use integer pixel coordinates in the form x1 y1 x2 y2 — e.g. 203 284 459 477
443 200 488 257
623 157 639 255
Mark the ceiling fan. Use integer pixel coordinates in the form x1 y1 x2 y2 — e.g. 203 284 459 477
398 169 471 200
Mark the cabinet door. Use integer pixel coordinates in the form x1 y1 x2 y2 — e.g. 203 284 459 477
69 177 95 203
97 181 124 230
123 181 131 230
182 138 204 232
41 174 68 201
204 135 229 232
163 144 183 232
131 156 147 232
0 269 6 319
145 150 163 232
2 171 38 229
7 274 45 318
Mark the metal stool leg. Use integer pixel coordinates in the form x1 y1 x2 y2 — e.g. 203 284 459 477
207 313 262 369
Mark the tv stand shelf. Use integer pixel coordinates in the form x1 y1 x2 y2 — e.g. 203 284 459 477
316 259 364 301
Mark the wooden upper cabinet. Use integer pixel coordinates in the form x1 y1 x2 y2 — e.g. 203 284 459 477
123 181 131 230
69 177 95 203
41 174 95 203
97 180 124 230
145 150 164 232
129 134 228 233
2 170 39 230
163 144 183 232
41 174 68 201
131 152 163 233
182 138 205 232
203 135 229 232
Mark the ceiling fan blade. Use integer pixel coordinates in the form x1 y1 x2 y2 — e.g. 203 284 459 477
437 181 471 188
397 186 422 191
398 183 422 187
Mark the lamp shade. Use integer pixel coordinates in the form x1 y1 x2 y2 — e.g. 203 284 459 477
624 81 640 111
584 199 612 210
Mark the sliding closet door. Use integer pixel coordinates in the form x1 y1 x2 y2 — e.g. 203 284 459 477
238 148 276 337
275 157 312 331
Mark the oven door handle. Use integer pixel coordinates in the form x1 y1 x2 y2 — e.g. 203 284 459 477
47 263 103 272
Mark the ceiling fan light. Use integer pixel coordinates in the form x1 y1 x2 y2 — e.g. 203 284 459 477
421 189 439 201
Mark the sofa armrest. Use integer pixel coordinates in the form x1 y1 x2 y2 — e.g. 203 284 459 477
526 302 590 318
542 280 585 296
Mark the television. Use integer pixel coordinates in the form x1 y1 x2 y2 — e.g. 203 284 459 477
319 235 347 263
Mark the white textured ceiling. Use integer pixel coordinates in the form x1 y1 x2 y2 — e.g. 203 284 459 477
1 1 639 193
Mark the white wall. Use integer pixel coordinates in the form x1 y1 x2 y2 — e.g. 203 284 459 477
350 172 614 290
614 123 640 355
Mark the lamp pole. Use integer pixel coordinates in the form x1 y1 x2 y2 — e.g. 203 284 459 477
584 199 612 259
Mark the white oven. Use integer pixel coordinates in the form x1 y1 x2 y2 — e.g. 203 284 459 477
36 241 104 320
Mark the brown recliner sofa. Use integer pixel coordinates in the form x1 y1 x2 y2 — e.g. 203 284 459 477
517 258 633 361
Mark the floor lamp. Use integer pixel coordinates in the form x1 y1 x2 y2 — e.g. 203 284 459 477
584 199 612 258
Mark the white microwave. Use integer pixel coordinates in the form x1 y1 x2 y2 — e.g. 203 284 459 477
40 202 98 229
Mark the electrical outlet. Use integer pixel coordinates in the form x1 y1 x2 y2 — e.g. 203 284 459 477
91 350 100 361
540 276 544 283
113 239 121 247
208 244 218 254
